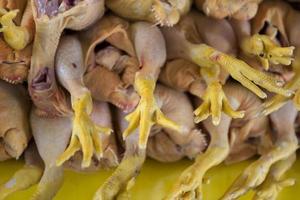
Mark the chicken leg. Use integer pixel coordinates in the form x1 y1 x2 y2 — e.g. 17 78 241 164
123 22 181 149
54 36 112 168
222 101 298 200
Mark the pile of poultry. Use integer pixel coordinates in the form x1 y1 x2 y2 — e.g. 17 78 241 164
0 0 300 199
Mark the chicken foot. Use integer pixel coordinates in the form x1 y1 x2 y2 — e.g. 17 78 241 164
165 115 231 200
123 22 180 149
94 131 146 200
54 36 112 168
188 42 291 125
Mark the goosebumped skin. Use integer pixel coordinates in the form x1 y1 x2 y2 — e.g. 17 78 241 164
161 11 290 125
0 81 31 161
95 84 206 200
166 83 271 200
106 0 192 27
29 0 105 117
195 0 262 20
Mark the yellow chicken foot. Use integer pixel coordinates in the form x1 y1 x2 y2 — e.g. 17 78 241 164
188 44 292 99
165 120 230 200
194 81 244 125
241 34 294 70
221 140 298 200
0 165 42 200
0 9 30 50
123 75 181 149
94 152 146 200
253 154 296 200
56 92 112 168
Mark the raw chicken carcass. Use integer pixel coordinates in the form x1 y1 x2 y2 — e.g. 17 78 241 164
95 84 206 200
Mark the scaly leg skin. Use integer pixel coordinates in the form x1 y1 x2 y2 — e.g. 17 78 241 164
123 74 181 149
0 9 30 50
253 154 296 200
165 116 231 200
188 43 292 99
241 34 294 70
0 165 42 200
194 80 244 125
94 152 146 200
56 92 112 168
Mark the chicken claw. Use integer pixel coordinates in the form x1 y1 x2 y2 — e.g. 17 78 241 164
56 93 112 168
190 44 292 99
241 34 294 70
0 9 30 50
123 75 181 149
194 81 244 125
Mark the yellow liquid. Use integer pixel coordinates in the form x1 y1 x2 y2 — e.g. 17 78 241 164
0 158 299 200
